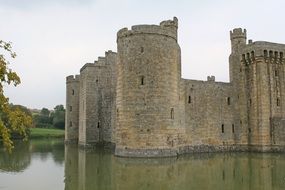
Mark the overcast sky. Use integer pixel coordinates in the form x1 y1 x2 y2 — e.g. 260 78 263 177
1 0 285 109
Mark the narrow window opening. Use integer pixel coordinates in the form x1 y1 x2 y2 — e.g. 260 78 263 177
280 52 283 63
140 76 145 85
72 89 75 95
227 97 231 105
140 47 144 53
251 51 255 60
188 96 191 104
249 99 252 106
275 70 278 77
264 50 268 58
171 108 174 119
69 106 72 112
269 51 273 58
96 79 99 83
221 124 224 133
232 124 235 133
277 98 280 107
97 122 100 128
275 51 278 60
69 121 72 127
248 128 251 133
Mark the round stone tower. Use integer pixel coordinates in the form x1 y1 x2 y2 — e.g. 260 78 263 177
65 75 80 143
115 17 184 157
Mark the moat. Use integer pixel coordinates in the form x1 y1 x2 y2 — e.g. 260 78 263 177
1 140 285 190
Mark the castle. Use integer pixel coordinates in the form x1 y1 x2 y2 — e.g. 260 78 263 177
65 17 285 157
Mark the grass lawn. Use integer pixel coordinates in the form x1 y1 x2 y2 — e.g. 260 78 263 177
30 128 65 139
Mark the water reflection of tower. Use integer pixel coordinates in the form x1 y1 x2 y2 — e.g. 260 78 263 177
64 146 114 190
64 145 78 190
78 149 113 190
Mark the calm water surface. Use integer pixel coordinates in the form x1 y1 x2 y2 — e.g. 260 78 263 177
1 140 285 190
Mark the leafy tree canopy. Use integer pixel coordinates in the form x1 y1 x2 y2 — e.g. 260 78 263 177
0 40 32 152
40 108 50 116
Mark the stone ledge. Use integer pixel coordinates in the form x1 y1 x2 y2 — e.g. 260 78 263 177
115 147 178 158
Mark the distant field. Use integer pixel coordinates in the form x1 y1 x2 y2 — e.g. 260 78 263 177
30 128 65 139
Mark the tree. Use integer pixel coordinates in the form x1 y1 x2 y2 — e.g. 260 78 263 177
0 40 32 152
33 108 52 128
51 105 65 129
40 108 50 116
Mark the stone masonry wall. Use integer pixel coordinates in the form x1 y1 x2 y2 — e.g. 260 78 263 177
78 64 98 146
182 78 236 147
65 75 80 143
78 51 117 147
115 17 186 157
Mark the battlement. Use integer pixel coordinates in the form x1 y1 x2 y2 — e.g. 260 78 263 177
117 17 178 41
80 50 117 72
66 75 80 83
240 41 285 65
80 63 96 72
105 50 117 56
207 75 215 82
230 28 247 40
159 17 178 28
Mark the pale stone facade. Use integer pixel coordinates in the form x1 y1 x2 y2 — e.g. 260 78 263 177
65 17 285 157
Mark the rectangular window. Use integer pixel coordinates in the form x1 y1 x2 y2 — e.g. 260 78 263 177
277 98 280 107
221 124 224 133
227 97 231 105
72 89 75 95
140 76 145 85
69 106 72 112
171 108 174 119
232 124 235 133
188 96 191 104
275 70 278 77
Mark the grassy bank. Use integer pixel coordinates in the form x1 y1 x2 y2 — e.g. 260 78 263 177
30 128 65 139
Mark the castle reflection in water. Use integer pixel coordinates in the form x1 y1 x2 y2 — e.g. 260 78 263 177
65 145 285 190
1 140 285 190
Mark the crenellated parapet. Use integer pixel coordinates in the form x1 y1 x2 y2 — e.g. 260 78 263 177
66 75 80 83
230 28 247 41
240 41 285 65
80 51 117 72
117 17 178 42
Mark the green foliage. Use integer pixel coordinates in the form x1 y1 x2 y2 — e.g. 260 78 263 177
33 114 53 128
0 40 32 152
40 108 50 116
32 105 65 130
52 105 65 129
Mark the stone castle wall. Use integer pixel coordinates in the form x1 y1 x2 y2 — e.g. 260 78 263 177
182 79 235 146
115 17 186 157
77 51 117 147
65 17 285 157
65 75 80 143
